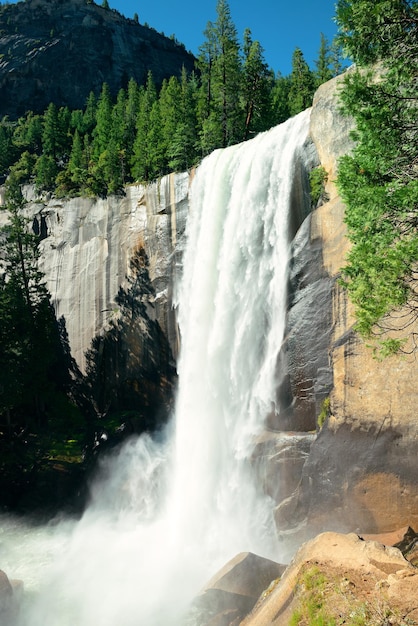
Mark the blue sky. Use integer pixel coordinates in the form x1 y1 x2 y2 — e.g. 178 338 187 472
111 0 340 75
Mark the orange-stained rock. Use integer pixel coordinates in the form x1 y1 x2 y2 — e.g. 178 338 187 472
274 72 418 547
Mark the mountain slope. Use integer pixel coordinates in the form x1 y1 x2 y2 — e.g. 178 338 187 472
0 0 196 119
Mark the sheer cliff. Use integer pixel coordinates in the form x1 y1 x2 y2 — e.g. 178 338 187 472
0 0 195 119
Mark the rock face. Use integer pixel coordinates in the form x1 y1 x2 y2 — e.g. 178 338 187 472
186 552 286 626
0 0 196 119
291 75 418 540
30 172 190 371
240 531 418 626
0 570 22 622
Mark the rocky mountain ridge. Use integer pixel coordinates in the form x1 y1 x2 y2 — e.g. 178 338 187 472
0 0 196 119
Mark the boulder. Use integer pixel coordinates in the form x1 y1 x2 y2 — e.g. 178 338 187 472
0 569 22 621
241 531 418 626
186 552 286 626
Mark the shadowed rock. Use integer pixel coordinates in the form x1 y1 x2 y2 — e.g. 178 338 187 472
186 552 286 626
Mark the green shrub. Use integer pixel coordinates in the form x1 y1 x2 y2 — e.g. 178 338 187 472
317 397 331 429
309 166 328 208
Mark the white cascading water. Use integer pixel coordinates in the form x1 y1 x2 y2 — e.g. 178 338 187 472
0 109 311 626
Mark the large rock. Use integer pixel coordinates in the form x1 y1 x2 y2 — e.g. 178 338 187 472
0 0 195 119
0 569 22 621
28 172 190 370
266 72 418 545
241 532 418 626
186 552 286 626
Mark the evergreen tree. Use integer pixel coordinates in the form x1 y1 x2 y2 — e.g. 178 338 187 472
42 102 60 158
241 28 273 139
159 75 182 159
131 73 158 181
124 78 140 171
82 91 97 136
271 72 291 125
0 122 15 175
211 0 242 146
335 0 418 354
0 176 63 424
168 68 199 171
92 83 113 161
12 112 43 156
314 33 333 87
288 47 315 116
68 129 87 187
197 0 242 153
35 153 58 190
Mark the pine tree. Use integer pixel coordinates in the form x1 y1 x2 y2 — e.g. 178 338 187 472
42 102 60 158
288 47 315 116
242 28 273 139
0 122 15 175
271 72 291 125
67 129 86 186
82 91 97 135
124 78 140 171
335 0 418 354
197 0 242 153
92 83 113 161
0 176 61 423
131 72 158 181
314 33 333 88
168 68 199 171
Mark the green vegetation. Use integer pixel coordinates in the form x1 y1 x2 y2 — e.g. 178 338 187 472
317 397 331 429
309 166 328 208
289 564 411 626
0 179 175 512
335 0 418 355
0 1 342 196
289 566 336 626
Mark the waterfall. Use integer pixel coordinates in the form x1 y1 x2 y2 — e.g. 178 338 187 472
2 109 312 626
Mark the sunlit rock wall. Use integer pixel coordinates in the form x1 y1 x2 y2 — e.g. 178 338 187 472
26 173 190 371
279 73 418 544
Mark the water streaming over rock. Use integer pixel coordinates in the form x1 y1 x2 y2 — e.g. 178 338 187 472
1 109 312 626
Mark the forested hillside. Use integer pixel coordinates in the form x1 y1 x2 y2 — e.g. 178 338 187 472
1 1 342 196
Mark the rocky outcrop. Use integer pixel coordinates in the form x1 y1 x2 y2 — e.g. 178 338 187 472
0 0 195 119
273 73 418 544
29 172 190 371
0 570 22 622
240 531 418 626
186 552 286 626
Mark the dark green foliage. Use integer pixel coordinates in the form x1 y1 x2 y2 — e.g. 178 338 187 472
0 176 72 426
314 33 334 88
309 166 328 208
335 0 418 354
242 29 275 139
288 48 315 116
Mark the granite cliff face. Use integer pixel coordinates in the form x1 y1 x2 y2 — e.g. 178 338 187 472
0 0 196 119
23 173 190 372
276 74 418 543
